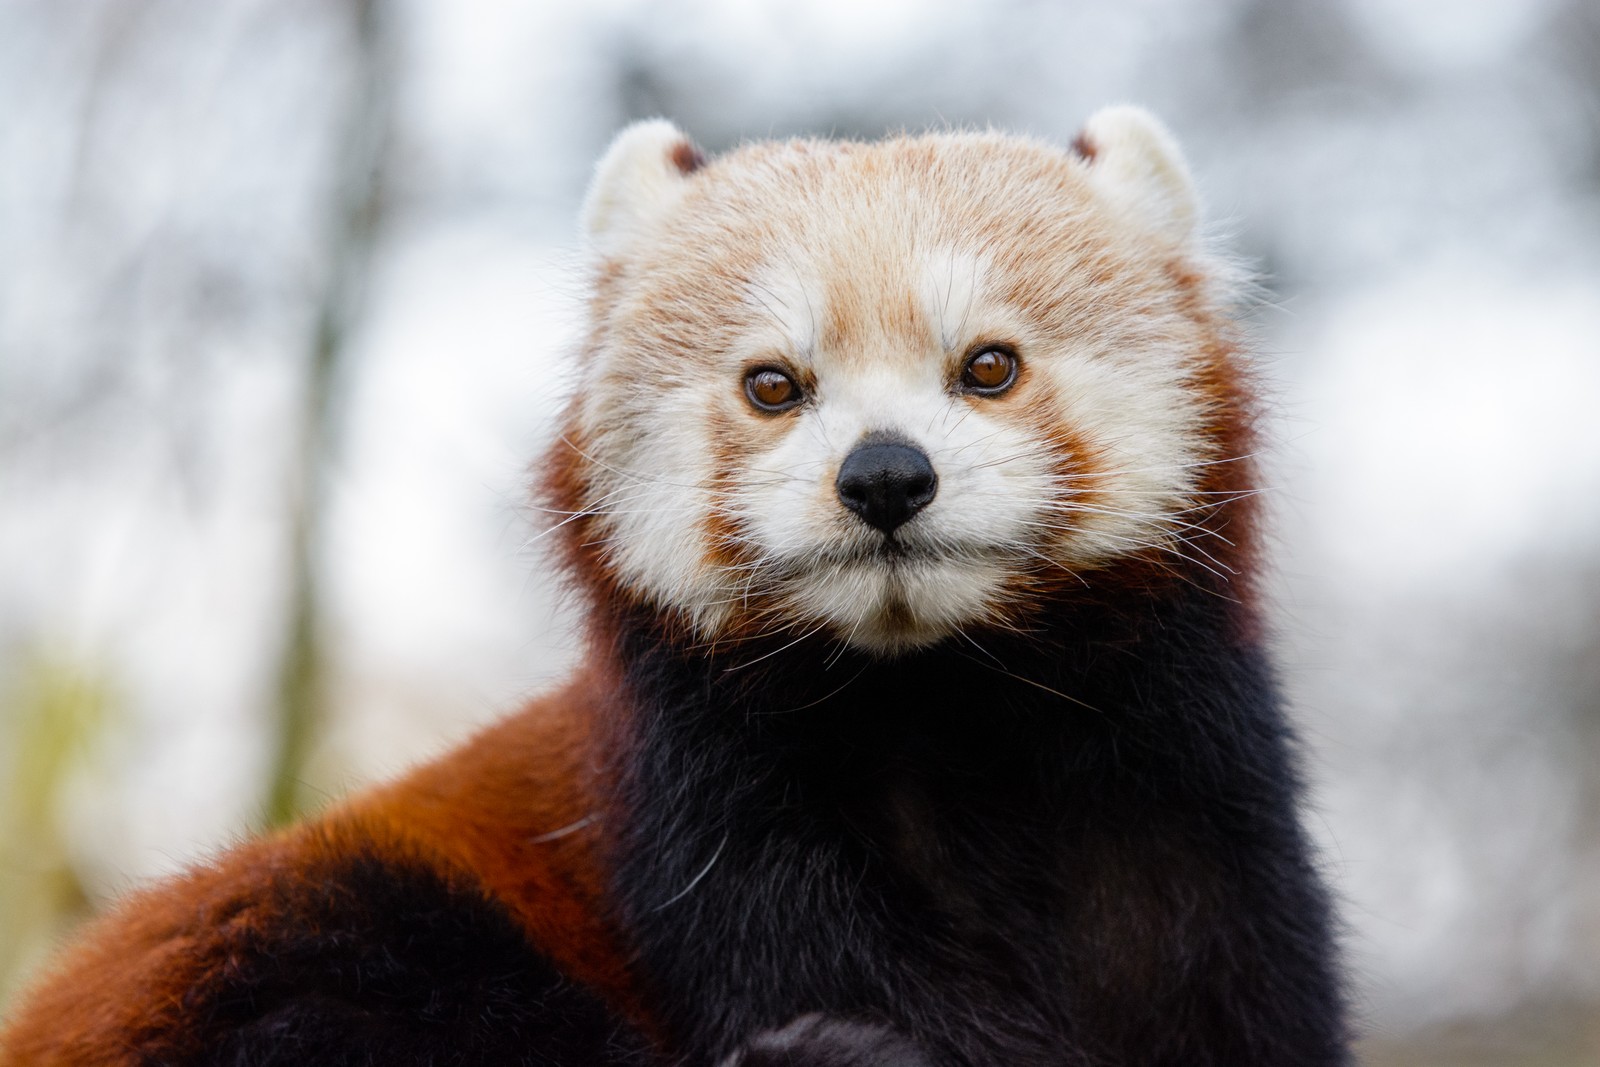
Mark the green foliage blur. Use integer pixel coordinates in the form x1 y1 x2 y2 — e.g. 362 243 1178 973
0 655 110 1003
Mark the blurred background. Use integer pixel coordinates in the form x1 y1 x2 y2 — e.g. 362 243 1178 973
2 1 1598 1062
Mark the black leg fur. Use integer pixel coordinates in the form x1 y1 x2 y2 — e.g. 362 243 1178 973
173 844 649 1066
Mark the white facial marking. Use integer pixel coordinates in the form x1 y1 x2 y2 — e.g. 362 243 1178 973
741 264 819 361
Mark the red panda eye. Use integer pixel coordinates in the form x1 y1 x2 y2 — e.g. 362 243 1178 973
745 368 803 412
959 345 1018 394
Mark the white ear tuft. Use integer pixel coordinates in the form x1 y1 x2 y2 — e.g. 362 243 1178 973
582 119 703 258
1072 106 1199 245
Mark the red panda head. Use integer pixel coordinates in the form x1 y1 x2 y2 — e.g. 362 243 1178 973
552 109 1255 655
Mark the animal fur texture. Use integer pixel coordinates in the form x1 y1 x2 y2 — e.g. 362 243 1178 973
0 108 1348 1066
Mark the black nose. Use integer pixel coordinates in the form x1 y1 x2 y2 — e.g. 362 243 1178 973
835 439 938 534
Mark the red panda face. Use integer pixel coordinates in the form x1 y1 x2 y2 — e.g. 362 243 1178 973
564 113 1248 655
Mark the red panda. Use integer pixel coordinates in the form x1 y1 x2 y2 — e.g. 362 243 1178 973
0 109 1347 1066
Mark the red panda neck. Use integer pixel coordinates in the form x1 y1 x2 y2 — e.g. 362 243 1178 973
579 571 1327 1063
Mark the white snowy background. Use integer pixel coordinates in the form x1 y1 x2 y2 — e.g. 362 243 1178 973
2 1 1598 1062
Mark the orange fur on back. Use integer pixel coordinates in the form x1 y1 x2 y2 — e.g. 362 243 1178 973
350 670 640 1015
0 674 646 1062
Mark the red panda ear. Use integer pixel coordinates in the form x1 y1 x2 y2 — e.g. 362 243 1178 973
1071 106 1199 246
582 119 704 259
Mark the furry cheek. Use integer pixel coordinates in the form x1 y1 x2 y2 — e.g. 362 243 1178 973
1022 344 1213 571
579 383 746 635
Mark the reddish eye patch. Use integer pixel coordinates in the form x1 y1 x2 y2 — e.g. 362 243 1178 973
959 345 1019 395
744 367 804 412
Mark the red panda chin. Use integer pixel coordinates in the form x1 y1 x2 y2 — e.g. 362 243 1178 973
779 553 1010 655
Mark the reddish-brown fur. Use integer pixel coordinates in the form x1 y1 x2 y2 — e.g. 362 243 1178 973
0 677 652 1062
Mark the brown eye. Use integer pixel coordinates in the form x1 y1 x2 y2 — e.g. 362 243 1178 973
959 345 1018 394
745 367 803 412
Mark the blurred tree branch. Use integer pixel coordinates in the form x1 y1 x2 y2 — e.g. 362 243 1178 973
265 0 393 826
